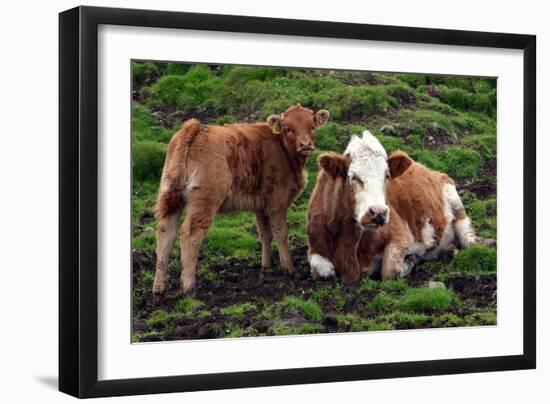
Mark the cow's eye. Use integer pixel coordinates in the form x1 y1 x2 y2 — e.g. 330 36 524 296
385 172 390 181
350 174 363 185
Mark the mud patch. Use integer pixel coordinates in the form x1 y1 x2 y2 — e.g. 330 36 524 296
447 274 497 307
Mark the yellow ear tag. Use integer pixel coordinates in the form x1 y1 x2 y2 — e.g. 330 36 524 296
270 124 281 135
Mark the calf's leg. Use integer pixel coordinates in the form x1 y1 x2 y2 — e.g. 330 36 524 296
381 243 409 280
179 197 221 296
256 213 273 269
270 211 296 273
153 210 181 304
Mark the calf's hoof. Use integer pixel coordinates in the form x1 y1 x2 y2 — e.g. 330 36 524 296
152 292 165 305
284 264 297 274
180 281 196 297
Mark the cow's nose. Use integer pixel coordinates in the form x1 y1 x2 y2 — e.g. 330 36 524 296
300 140 314 150
368 206 389 225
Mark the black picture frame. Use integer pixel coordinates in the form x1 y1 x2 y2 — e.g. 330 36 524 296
59 5 536 398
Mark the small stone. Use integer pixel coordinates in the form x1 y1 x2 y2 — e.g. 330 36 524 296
380 124 397 134
428 281 446 289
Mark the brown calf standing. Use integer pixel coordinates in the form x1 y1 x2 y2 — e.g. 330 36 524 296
153 105 329 302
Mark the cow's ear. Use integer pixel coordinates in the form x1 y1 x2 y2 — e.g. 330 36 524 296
315 109 330 127
319 153 349 177
267 114 282 134
387 151 413 178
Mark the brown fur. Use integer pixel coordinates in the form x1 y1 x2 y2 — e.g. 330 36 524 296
153 105 329 301
307 150 474 283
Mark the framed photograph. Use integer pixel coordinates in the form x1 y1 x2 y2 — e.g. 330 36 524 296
59 6 536 398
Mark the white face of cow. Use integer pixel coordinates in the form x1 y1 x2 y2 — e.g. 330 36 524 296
344 131 390 229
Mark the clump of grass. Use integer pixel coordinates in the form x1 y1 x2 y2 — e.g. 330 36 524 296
132 62 159 86
369 292 398 311
431 313 463 327
384 311 430 327
175 298 205 317
441 87 496 116
310 286 346 309
215 115 237 125
132 140 167 182
204 217 258 258
408 148 447 172
148 65 223 110
466 198 496 231
224 325 245 338
400 287 454 313
464 309 497 326
347 317 392 332
379 279 408 294
270 322 325 335
138 270 154 287
357 278 377 293
438 147 482 178
132 232 156 254
220 303 257 320
132 103 175 143
146 310 170 329
376 133 406 153
453 245 497 274
461 134 496 159
315 123 342 151
279 296 323 321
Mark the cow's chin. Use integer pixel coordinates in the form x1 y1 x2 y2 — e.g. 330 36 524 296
358 220 385 231
298 148 314 157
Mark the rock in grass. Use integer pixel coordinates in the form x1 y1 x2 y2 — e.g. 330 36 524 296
428 281 446 289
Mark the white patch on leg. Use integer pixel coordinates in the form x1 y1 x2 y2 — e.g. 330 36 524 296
455 216 477 247
442 183 477 248
309 254 335 278
183 169 199 196
443 183 464 213
406 220 435 256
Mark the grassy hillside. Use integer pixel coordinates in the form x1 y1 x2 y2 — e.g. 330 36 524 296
131 62 497 342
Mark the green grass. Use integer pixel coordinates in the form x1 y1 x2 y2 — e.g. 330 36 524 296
146 310 170 330
369 292 398 311
453 245 497 274
175 298 205 316
221 303 257 320
279 296 323 321
399 287 454 313
132 140 167 182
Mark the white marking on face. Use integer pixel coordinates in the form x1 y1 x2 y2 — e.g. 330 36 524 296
309 254 335 278
344 131 389 224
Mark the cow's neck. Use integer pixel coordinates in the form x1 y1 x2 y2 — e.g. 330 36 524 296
287 153 308 188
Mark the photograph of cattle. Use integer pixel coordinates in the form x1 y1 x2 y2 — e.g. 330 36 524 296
131 61 497 342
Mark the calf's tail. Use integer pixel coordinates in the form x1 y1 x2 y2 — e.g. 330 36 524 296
155 119 203 220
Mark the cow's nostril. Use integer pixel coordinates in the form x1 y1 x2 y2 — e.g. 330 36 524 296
368 206 389 225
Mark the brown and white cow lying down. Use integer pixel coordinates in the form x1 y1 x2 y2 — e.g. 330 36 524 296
307 131 477 284
153 105 330 302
